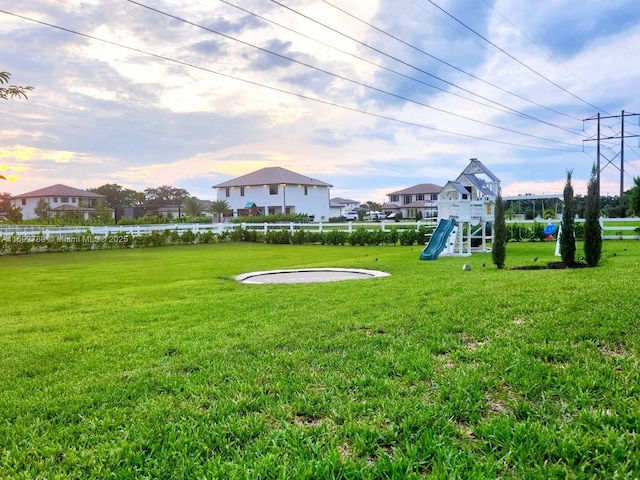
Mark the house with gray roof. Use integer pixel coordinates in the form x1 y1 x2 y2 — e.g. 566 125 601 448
385 183 442 219
330 197 360 217
213 166 333 221
11 184 107 220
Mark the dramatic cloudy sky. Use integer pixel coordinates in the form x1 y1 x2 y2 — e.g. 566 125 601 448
1 0 639 202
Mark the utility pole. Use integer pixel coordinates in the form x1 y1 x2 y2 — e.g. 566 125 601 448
583 111 639 198
621 110 624 197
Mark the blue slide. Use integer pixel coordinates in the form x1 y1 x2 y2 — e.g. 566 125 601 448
420 218 456 260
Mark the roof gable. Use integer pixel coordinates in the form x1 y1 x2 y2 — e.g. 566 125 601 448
214 166 332 188
461 158 500 182
14 184 106 198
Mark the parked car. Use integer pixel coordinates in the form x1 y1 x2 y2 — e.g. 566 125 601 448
367 211 386 220
344 211 358 221
386 213 400 222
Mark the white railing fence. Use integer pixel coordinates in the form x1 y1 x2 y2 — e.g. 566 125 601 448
0 217 638 240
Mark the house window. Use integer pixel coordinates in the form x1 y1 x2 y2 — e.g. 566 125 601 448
225 188 230 198
240 187 245 197
61 197 69 203
53 197 58 203
430 194 438 201
390 195 399 202
90 199 97 207
403 195 412 205
304 186 308 195
269 185 278 195
417 194 424 201
71 197 76 203
21 198 26 206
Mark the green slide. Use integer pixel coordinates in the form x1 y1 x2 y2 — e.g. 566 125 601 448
420 218 456 260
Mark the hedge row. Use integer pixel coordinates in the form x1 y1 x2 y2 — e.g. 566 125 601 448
262 226 433 246
0 225 434 255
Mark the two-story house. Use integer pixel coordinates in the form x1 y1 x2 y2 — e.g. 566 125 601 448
385 183 442 219
213 166 333 221
11 184 107 220
329 197 361 217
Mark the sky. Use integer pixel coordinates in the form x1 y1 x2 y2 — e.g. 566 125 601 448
1 0 639 204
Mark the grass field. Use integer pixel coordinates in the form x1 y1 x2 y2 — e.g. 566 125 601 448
1 241 639 479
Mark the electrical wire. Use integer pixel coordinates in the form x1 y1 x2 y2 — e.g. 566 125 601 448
266 0 587 132
425 0 611 115
320 0 585 129
0 8 585 152
217 0 561 128
127 0 578 146
479 0 623 113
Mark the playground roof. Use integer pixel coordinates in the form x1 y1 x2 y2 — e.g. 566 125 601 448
463 159 500 182
443 181 471 196
462 174 494 196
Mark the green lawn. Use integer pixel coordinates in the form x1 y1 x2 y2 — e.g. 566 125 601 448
1 242 639 479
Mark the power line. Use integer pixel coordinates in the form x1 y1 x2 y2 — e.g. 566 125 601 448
127 0 580 146
218 0 558 128
426 0 611 115
0 8 583 152
320 0 584 128
479 0 620 111
266 0 586 132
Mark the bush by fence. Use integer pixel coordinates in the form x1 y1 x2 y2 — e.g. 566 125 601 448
1 218 637 255
0 224 435 255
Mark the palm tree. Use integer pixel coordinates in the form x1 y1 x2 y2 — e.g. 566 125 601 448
208 200 230 223
182 196 203 218
0 72 33 100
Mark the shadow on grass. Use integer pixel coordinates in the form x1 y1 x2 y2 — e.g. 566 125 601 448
511 262 590 270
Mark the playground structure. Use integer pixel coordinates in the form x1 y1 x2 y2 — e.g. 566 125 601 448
421 158 499 260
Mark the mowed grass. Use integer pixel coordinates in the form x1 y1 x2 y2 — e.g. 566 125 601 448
1 241 639 479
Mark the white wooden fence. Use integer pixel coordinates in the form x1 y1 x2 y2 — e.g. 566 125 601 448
0 217 638 240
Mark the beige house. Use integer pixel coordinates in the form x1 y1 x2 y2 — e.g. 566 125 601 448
11 184 107 220
385 183 442 219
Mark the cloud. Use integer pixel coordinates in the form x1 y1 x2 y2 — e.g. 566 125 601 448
1 0 638 204
204 14 266 35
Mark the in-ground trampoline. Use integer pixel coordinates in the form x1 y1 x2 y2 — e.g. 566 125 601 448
235 268 390 284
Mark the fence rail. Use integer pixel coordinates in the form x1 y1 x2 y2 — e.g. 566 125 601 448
0 217 638 240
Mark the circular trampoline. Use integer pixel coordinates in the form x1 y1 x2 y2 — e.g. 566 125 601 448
235 268 390 284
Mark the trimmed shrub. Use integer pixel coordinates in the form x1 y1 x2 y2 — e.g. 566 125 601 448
584 164 602 266
560 170 577 265
492 193 507 269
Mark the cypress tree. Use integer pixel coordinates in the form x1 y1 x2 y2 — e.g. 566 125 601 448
492 191 507 269
560 170 576 266
584 164 602 267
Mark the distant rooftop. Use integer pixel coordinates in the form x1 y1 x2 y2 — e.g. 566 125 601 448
214 166 332 188
387 183 442 196
13 184 106 198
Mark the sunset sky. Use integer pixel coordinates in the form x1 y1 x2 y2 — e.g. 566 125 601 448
1 0 639 202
